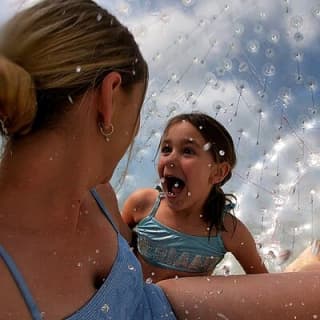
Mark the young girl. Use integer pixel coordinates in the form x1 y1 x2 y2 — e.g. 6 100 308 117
122 112 268 282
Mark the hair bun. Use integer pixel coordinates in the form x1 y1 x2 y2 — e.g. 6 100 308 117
0 55 36 137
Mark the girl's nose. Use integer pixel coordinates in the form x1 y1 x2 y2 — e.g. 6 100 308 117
165 152 178 168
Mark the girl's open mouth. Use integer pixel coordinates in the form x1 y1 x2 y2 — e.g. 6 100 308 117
162 176 185 197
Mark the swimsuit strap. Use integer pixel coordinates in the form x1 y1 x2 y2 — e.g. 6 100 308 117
148 191 163 218
90 187 119 233
0 245 42 320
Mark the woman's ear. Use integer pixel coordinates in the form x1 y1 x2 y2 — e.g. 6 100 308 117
209 162 231 185
99 72 122 126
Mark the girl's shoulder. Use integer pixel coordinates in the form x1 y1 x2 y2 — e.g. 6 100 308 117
122 188 159 226
128 188 159 209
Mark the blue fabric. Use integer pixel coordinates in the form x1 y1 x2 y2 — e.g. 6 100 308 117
134 193 227 273
0 188 176 320
0 245 43 320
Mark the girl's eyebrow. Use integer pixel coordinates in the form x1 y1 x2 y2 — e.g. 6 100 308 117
161 137 202 148
182 137 202 148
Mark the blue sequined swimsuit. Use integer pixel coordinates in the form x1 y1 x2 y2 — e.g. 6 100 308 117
0 188 176 320
134 193 227 274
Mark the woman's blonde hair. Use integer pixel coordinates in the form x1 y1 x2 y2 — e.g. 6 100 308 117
0 0 148 137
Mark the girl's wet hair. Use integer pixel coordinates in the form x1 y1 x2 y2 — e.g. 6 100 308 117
162 112 237 235
0 0 148 138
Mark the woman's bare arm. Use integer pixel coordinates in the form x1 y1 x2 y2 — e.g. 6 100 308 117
158 272 320 319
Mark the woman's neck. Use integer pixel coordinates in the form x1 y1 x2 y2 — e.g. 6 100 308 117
0 129 111 230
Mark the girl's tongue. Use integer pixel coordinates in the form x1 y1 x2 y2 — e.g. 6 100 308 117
165 176 185 196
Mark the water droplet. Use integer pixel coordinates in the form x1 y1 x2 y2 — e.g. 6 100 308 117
247 40 260 54
262 63 276 77
128 264 136 271
187 192 192 197
96 13 103 22
101 303 110 313
268 31 280 43
145 277 153 284
160 13 170 23
76 262 82 267
217 313 229 320
238 62 248 72
290 16 303 29
254 23 264 34
95 249 100 254
217 289 223 294
265 48 275 58
294 32 304 42
312 6 320 18
181 0 195 7
223 58 233 71
203 142 211 151
76 66 81 73
68 95 74 104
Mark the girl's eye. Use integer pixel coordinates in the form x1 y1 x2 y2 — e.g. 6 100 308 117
184 147 195 155
161 145 171 153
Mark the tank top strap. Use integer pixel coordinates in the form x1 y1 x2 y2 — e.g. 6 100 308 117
149 191 163 218
90 188 119 233
0 245 42 320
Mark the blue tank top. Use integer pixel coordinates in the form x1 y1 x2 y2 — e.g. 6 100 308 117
0 188 176 320
134 193 227 273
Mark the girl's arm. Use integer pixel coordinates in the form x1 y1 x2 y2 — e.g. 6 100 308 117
222 214 268 274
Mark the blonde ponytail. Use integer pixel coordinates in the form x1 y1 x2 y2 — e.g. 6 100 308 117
0 56 36 136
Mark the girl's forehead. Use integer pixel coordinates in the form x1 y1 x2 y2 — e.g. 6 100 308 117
167 120 198 133
164 121 206 142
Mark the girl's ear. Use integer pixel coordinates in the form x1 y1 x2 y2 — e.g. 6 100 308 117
98 72 122 126
209 162 231 185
